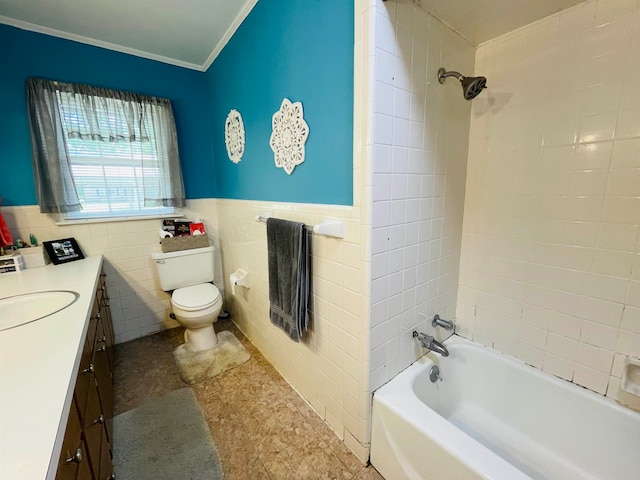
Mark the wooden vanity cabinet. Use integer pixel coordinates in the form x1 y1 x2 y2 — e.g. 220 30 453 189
56 401 83 480
57 269 115 480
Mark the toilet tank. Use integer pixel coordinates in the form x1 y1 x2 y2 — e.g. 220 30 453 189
151 246 215 291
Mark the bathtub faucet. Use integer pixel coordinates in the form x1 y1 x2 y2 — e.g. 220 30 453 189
413 331 449 357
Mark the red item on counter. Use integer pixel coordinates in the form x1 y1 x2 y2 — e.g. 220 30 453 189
0 212 13 248
190 222 205 235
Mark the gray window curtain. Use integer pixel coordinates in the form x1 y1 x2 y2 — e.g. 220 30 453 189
26 77 186 212
26 78 81 214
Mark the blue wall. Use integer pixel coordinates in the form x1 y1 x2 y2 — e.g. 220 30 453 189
0 0 354 207
206 0 354 205
0 23 215 205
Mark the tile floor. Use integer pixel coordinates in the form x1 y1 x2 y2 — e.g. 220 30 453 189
114 319 384 480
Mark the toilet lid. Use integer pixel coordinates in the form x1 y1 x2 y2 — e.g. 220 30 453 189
172 283 220 311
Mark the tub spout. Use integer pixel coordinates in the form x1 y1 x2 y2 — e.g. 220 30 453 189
413 331 449 357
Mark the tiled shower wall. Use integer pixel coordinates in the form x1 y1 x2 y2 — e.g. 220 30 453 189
457 0 640 399
368 0 475 391
1 199 223 344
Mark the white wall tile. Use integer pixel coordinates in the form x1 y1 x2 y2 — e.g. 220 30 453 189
459 0 640 398
369 1 474 386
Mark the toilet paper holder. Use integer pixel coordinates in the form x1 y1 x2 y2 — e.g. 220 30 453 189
230 269 250 295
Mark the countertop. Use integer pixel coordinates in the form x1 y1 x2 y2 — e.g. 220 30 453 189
0 255 103 480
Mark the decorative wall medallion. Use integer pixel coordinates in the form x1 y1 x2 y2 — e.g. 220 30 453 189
269 98 309 175
225 109 245 164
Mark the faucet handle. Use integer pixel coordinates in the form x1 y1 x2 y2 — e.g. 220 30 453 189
432 314 454 330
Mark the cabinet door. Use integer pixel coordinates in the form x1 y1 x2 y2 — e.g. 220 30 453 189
82 377 104 477
74 336 94 424
76 439 93 480
98 423 114 480
98 274 115 371
93 319 114 450
56 401 82 480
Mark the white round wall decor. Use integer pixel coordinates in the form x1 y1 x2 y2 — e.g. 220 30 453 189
269 98 309 175
224 109 245 164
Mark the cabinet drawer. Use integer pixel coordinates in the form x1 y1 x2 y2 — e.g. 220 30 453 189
73 336 93 423
56 401 83 480
83 377 104 476
99 423 114 480
76 439 93 480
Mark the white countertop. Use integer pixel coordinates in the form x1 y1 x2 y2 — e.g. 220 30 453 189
0 255 103 480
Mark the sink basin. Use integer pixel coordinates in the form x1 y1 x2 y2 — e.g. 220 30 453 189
0 290 79 331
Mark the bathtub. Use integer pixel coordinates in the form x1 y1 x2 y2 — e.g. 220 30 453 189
370 336 640 480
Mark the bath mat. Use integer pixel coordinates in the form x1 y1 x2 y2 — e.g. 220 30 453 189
173 330 251 384
112 388 223 480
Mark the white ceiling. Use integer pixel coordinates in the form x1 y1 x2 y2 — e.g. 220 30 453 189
419 0 588 46
0 0 258 71
0 0 588 71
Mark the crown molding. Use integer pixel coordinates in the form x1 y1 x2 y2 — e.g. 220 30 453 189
202 0 258 71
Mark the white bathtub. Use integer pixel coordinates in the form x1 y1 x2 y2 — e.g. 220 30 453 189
371 336 640 480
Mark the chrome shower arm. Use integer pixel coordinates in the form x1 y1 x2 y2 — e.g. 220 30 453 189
437 68 464 83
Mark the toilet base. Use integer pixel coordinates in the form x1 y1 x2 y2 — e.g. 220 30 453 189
184 324 218 352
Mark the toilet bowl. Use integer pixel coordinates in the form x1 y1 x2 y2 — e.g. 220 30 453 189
171 283 223 352
151 246 223 353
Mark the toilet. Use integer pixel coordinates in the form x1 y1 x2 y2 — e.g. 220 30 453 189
151 246 223 352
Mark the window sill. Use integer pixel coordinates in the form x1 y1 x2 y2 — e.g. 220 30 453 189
55 212 184 226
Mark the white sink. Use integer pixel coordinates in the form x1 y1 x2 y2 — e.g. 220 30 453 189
0 291 79 331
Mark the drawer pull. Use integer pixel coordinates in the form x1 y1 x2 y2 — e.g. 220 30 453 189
92 414 105 425
97 345 106 353
108 474 117 479
65 448 82 464
81 363 94 374
97 336 106 343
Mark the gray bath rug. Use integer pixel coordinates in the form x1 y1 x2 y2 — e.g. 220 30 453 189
112 388 223 480
173 330 251 384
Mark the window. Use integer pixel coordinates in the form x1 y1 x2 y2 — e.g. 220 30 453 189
26 78 186 221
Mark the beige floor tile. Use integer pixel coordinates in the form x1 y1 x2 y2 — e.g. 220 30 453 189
264 439 354 480
353 465 385 479
114 319 377 479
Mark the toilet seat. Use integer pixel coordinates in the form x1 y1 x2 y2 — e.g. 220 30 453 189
172 283 221 311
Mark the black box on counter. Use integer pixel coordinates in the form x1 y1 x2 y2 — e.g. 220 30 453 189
174 221 192 237
162 219 176 235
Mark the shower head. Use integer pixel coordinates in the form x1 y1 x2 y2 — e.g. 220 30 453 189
437 68 487 100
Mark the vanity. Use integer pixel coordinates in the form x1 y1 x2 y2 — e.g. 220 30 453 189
0 255 115 480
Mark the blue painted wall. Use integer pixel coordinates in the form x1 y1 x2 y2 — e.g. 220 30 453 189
0 23 215 206
206 0 354 205
1 0 354 207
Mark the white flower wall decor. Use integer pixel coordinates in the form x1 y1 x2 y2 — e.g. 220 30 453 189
269 98 309 175
224 109 245 164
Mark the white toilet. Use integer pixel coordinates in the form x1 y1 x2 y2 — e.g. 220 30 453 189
151 246 223 352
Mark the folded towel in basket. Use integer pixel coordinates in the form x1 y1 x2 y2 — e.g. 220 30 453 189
266 218 310 342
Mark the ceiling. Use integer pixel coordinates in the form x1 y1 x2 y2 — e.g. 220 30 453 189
0 0 258 71
419 0 588 46
0 0 588 71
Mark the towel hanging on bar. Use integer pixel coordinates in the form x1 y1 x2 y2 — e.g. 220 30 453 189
266 217 311 341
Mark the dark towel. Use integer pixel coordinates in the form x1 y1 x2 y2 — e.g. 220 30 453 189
267 218 311 342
